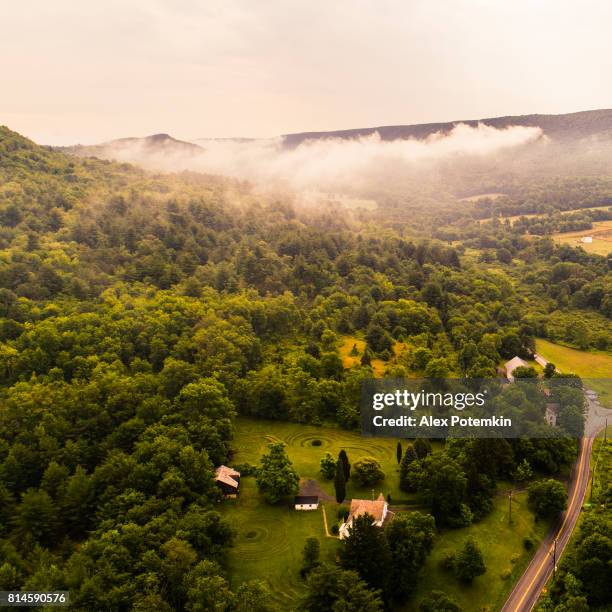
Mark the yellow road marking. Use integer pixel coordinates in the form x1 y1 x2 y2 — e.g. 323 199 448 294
514 437 591 611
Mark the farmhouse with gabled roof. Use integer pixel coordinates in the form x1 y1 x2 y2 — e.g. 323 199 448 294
215 465 240 497
504 356 529 382
339 493 389 539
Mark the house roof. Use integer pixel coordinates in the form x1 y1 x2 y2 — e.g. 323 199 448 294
504 356 528 373
294 495 319 504
215 465 240 489
347 493 386 522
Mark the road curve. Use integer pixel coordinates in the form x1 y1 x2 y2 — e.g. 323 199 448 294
501 435 594 612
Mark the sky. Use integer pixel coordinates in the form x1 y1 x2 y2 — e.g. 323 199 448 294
1 0 612 145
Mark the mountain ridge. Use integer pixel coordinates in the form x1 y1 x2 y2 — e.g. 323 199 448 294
280 108 612 147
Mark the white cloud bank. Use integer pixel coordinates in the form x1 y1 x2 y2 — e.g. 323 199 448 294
93 123 544 191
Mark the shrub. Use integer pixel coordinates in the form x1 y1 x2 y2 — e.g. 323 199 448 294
311 439 322 447
523 536 534 550
233 462 258 477
331 524 339 535
352 456 385 486
439 550 455 571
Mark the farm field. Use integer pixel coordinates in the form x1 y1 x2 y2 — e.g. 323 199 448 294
535 339 612 403
552 219 612 255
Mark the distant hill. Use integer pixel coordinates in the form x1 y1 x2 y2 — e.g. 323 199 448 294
281 109 612 147
60 133 204 162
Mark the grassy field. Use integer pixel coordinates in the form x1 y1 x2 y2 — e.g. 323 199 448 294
410 490 550 611
535 338 612 404
231 417 417 502
222 478 339 609
552 219 612 255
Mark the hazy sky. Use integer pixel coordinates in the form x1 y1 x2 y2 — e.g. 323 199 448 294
2 0 612 145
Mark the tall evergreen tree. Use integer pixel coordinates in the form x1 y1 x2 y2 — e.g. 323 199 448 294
399 444 417 491
338 449 350 482
334 460 346 503
396 441 403 464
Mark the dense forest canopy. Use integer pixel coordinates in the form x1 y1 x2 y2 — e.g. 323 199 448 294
0 125 610 609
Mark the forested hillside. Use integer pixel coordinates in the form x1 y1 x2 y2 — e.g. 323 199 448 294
0 125 610 610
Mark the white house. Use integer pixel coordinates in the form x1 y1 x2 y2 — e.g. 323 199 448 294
339 493 388 539
294 495 319 510
580 236 593 244
504 356 529 382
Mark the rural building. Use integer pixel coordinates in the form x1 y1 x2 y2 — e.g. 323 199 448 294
294 495 319 510
339 493 388 539
504 356 529 382
215 465 240 497
580 236 593 243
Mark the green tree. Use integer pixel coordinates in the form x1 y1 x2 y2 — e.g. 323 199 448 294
386 512 436 601
515 458 533 483
334 460 346 503
320 453 337 480
399 445 417 491
454 538 486 583
352 457 385 486
256 443 300 504
339 514 391 593
414 438 432 459
233 581 279 612
302 564 383 612
338 449 351 482
543 362 556 378
300 537 320 577
513 366 538 379
13 489 58 546
419 590 461 611
527 479 567 518
417 453 470 527
396 441 403 464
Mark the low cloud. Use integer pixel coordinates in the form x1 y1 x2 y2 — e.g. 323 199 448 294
195 123 543 188
81 123 544 193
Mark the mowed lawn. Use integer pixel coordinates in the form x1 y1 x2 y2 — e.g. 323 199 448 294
409 491 550 612
231 417 416 502
222 478 339 609
536 339 612 404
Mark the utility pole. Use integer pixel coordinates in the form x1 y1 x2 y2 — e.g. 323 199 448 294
508 489 513 524
553 538 557 578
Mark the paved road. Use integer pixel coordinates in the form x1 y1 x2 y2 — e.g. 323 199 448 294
501 435 594 612
502 389 611 612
